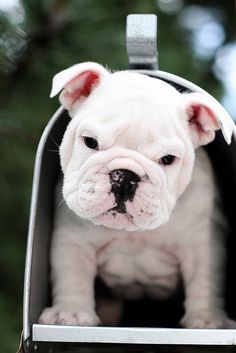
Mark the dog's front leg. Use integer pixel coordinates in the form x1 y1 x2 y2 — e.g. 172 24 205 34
39 228 100 326
179 228 236 329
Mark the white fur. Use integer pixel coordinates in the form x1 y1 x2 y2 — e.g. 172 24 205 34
39 63 236 328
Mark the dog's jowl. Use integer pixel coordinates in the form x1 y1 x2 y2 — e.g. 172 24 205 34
39 62 236 328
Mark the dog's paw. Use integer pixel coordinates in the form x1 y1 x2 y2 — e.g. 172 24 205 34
39 305 101 326
180 310 236 329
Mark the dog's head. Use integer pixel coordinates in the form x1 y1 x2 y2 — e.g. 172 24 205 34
51 62 233 231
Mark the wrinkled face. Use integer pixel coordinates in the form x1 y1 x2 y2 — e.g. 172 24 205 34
52 63 223 231
60 73 198 231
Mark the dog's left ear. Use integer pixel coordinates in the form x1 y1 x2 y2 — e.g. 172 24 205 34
183 92 235 147
50 62 109 113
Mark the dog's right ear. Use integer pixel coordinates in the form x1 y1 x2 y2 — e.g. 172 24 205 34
50 62 109 113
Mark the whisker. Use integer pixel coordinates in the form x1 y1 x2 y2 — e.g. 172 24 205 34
50 135 60 148
57 198 65 208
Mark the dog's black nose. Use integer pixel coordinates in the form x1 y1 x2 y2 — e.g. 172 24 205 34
110 169 141 202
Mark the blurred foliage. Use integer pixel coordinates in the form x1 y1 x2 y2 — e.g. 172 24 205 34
0 0 235 352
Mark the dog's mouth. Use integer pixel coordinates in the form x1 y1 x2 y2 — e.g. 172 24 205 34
102 208 134 220
91 169 166 230
108 204 127 215
96 207 135 231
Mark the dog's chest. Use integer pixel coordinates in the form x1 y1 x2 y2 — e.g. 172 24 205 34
96 233 180 298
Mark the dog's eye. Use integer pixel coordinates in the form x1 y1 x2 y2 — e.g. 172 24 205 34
159 154 176 166
83 137 99 150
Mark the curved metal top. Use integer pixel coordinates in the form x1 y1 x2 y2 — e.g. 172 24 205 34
147 69 236 142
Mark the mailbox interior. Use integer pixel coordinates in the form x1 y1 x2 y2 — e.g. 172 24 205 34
23 72 236 352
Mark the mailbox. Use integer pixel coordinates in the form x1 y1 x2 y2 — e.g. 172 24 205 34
20 15 236 353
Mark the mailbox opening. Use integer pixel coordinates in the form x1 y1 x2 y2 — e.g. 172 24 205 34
22 75 236 353
21 14 236 353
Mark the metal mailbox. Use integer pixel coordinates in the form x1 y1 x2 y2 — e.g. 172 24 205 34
20 14 236 353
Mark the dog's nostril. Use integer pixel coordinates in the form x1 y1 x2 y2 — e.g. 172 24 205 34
111 169 125 183
110 169 141 184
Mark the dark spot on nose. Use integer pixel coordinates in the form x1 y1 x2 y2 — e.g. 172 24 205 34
110 169 140 213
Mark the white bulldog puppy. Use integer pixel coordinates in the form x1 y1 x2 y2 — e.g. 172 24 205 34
39 62 236 328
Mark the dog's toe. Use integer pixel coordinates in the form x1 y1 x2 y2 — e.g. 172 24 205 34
39 307 58 325
73 311 100 326
180 310 236 329
57 310 79 325
39 306 100 326
222 318 236 329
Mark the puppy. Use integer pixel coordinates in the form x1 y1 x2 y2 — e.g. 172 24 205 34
39 62 236 328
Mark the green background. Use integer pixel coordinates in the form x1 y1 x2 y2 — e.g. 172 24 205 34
0 1 235 352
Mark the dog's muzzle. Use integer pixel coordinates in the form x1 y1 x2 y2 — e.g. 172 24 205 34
110 169 141 213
